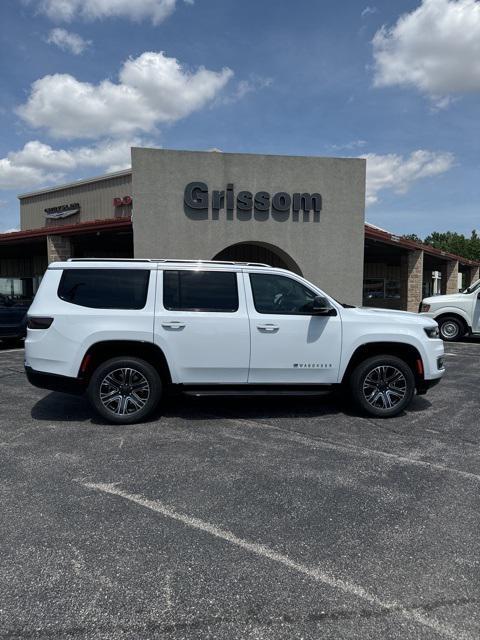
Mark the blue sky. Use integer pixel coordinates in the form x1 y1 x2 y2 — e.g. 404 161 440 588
0 0 479 236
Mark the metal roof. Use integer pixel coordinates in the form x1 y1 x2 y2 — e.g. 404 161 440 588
364 223 480 267
1 216 478 267
0 217 132 243
17 169 132 199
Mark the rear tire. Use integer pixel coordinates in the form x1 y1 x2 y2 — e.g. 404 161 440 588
438 316 465 342
88 356 162 424
349 355 415 418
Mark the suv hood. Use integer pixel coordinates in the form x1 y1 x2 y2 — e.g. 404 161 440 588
345 306 436 327
422 293 464 305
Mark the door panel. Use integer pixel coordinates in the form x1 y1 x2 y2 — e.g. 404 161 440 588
244 272 342 384
154 269 250 384
473 292 480 332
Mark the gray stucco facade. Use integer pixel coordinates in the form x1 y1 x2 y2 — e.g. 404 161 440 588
132 148 366 305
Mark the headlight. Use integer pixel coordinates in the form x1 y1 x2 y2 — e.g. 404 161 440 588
420 303 431 312
424 325 440 339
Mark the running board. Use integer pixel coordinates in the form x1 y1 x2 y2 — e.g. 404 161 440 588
181 385 334 398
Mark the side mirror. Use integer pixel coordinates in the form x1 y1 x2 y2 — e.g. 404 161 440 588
312 296 336 316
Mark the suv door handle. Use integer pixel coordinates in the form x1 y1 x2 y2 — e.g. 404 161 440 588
257 323 279 333
161 321 186 330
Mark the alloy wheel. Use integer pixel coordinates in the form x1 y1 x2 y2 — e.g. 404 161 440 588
99 367 150 416
362 365 407 411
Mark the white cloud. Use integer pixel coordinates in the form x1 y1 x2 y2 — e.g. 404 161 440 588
361 6 377 17
364 149 455 205
219 75 273 105
46 28 91 55
17 51 233 139
29 0 177 24
372 0 480 105
329 139 367 151
0 139 137 190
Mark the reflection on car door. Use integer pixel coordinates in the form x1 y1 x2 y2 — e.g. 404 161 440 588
244 272 342 384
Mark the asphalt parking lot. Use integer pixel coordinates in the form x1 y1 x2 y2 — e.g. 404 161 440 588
1 341 480 640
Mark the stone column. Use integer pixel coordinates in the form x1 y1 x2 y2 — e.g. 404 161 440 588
47 235 72 263
468 266 480 286
440 260 459 295
401 249 424 312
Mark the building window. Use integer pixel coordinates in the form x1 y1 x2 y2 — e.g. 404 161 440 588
363 278 401 302
363 278 385 301
58 269 150 309
0 277 34 301
163 270 239 312
385 280 401 299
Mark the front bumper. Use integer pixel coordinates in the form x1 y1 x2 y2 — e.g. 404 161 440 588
416 377 441 395
25 365 85 395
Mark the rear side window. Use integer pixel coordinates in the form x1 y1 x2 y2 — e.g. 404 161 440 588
58 269 150 309
163 270 239 312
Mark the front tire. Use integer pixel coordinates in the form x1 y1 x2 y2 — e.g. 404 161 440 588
88 357 162 424
438 316 465 342
350 355 415 418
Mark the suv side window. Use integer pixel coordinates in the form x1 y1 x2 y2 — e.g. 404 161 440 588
249 273 317 315
58 269 150 309
163 270 239 312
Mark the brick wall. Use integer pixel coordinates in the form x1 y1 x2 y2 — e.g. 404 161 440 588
468 266 480 286
401 250 424 313
441 260 459 295
47 235 72 263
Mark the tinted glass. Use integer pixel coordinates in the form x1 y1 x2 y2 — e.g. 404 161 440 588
163 270 238 312
250 273 317 314
58 269 150 309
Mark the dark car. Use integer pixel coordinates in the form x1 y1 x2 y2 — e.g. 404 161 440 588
0 294 30 346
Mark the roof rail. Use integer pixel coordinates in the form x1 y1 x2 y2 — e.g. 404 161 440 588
67 258 271 267
68 258 150 262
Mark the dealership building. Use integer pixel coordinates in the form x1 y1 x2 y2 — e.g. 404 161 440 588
1 148 479 310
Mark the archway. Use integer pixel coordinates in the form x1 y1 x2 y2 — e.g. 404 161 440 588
212 241 302 275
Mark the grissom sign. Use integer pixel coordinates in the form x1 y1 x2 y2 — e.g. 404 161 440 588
184 182 322 218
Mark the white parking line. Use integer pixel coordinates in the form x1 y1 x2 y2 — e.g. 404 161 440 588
82 481 472 640
204 415 480 484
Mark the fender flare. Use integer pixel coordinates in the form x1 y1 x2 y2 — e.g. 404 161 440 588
431 308 471 331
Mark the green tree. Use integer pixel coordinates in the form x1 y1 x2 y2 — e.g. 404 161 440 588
402 233 423 244
422 230 480 261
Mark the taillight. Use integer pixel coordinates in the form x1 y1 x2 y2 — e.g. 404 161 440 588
419 303 431 313
27 317 54 330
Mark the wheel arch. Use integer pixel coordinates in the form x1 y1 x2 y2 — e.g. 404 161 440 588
434 312 470 335
341 342 424 386
79 340 172 385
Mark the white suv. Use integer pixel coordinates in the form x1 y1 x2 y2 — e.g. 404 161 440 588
25 259 445 424
420 279 480 341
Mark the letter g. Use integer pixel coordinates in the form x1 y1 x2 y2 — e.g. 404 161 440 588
184 182 208 210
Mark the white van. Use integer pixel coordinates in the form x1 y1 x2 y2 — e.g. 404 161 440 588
420 279 480 341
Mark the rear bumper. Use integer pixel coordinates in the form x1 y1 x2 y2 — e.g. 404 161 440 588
25 365 85 395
